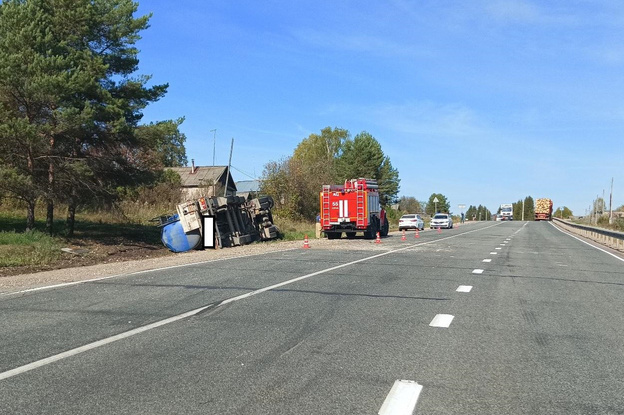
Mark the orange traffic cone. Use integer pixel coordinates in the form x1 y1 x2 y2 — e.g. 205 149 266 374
303 234 310 249
415 229 420 239
375 232 381 244
437 226 441 234
401 230 406 241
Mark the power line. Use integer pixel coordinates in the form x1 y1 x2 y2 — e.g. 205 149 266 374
230 165 257 180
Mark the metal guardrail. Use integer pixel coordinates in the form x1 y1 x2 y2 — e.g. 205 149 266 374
553 217 624 250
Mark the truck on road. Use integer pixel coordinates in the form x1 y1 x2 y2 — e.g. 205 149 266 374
535 198 553 221
320 178 389 239
498 203 513 221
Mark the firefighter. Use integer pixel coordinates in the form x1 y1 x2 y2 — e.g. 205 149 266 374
315 213 322 239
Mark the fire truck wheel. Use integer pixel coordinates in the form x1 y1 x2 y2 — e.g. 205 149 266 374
346 232 356 239
327 232 341 240
380 218 389 237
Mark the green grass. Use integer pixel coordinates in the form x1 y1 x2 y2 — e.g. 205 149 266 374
0 230 63 267
272 216 316 241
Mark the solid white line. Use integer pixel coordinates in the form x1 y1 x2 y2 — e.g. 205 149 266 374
430 314 454 328
0 224 502 380
482 259 492 263
0 304 213 381
1 248 301 297
378 380 423 415
456 285 473 292
550 222 624 263
472 269 484 274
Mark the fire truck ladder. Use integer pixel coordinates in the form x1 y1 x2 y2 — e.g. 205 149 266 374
356 189 366 227
322 185 331 226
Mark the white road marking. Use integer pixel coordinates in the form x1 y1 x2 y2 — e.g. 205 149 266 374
482 259 492 262
490 252 498 255
472 269 484 274
0 224 503 380
456 285 473 292
430 314 454 328
378 380 423 415
550 222 624 263
495 247 502 250
500 243 506 246
0 304 213 381
1 248 301 297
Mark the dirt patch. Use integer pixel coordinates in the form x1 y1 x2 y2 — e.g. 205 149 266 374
0 237 173 278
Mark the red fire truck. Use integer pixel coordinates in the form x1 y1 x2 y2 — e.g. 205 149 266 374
320 178 389 239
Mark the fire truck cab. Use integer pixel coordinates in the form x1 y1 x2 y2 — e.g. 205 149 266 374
320 178 389 239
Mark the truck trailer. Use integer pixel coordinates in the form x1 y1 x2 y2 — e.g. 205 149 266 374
535 198 553 221
320 178 389 239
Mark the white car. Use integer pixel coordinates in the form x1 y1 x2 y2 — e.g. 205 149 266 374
398 214 424 231
430 213 453 229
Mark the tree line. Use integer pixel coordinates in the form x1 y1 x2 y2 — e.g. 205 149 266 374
0 0 186 235
260 127 400 220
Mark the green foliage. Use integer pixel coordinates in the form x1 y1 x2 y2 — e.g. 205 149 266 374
0 0 185 234
465 204 491 220
425 193 450 216
336 131 400 205
398 196 422 213
554 206 573 218
261 127 400 220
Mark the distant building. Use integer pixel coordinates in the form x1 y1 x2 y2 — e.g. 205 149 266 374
167 160 236 200
235 180 262 200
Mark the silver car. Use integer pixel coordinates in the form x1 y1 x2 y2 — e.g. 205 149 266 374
398 214 424 231
430 213 453 229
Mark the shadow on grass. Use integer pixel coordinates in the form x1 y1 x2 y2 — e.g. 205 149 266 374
0 213 162 247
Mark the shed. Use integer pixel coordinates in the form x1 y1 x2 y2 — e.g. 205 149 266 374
167 162 237 199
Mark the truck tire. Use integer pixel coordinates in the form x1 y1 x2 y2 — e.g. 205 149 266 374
380 217 389 237
346 232 356 239
364 217 379 239
327 232 341 240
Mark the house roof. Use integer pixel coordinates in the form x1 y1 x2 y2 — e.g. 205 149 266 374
168 166 235 188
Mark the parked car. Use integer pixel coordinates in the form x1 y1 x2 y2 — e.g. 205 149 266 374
430 213 453 229
398 214 424 231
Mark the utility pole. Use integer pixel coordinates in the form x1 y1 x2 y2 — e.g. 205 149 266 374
522 198 525 221
224 138 234 197
609 177 614 224
210 129 217 166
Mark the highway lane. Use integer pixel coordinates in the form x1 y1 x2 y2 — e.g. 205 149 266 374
1 221 623 414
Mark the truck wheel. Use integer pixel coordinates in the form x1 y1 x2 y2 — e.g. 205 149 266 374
346 232 356 239
327 232 341 240
380 218 389 237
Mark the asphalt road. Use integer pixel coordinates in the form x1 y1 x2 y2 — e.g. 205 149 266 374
1 221 624 414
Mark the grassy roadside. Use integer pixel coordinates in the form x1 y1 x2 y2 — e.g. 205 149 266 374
0 230 63 267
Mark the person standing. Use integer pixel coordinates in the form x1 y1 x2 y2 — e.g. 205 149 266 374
461 212 465 223
315 213 322 239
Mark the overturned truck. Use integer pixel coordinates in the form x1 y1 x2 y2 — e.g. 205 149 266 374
154 195 280 252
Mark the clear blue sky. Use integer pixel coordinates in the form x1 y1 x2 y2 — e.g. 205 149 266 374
135 1 622 216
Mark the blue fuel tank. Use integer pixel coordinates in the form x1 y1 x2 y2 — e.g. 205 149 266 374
161 218 202 253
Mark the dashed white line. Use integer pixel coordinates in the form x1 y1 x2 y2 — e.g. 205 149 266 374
472 269 484 274
378 380 423 415
495 247 502 250
430 314 454 328
482 259 492 263
456 285 473 292
490 252 498 255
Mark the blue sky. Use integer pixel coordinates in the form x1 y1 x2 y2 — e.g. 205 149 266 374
135 1 623 216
